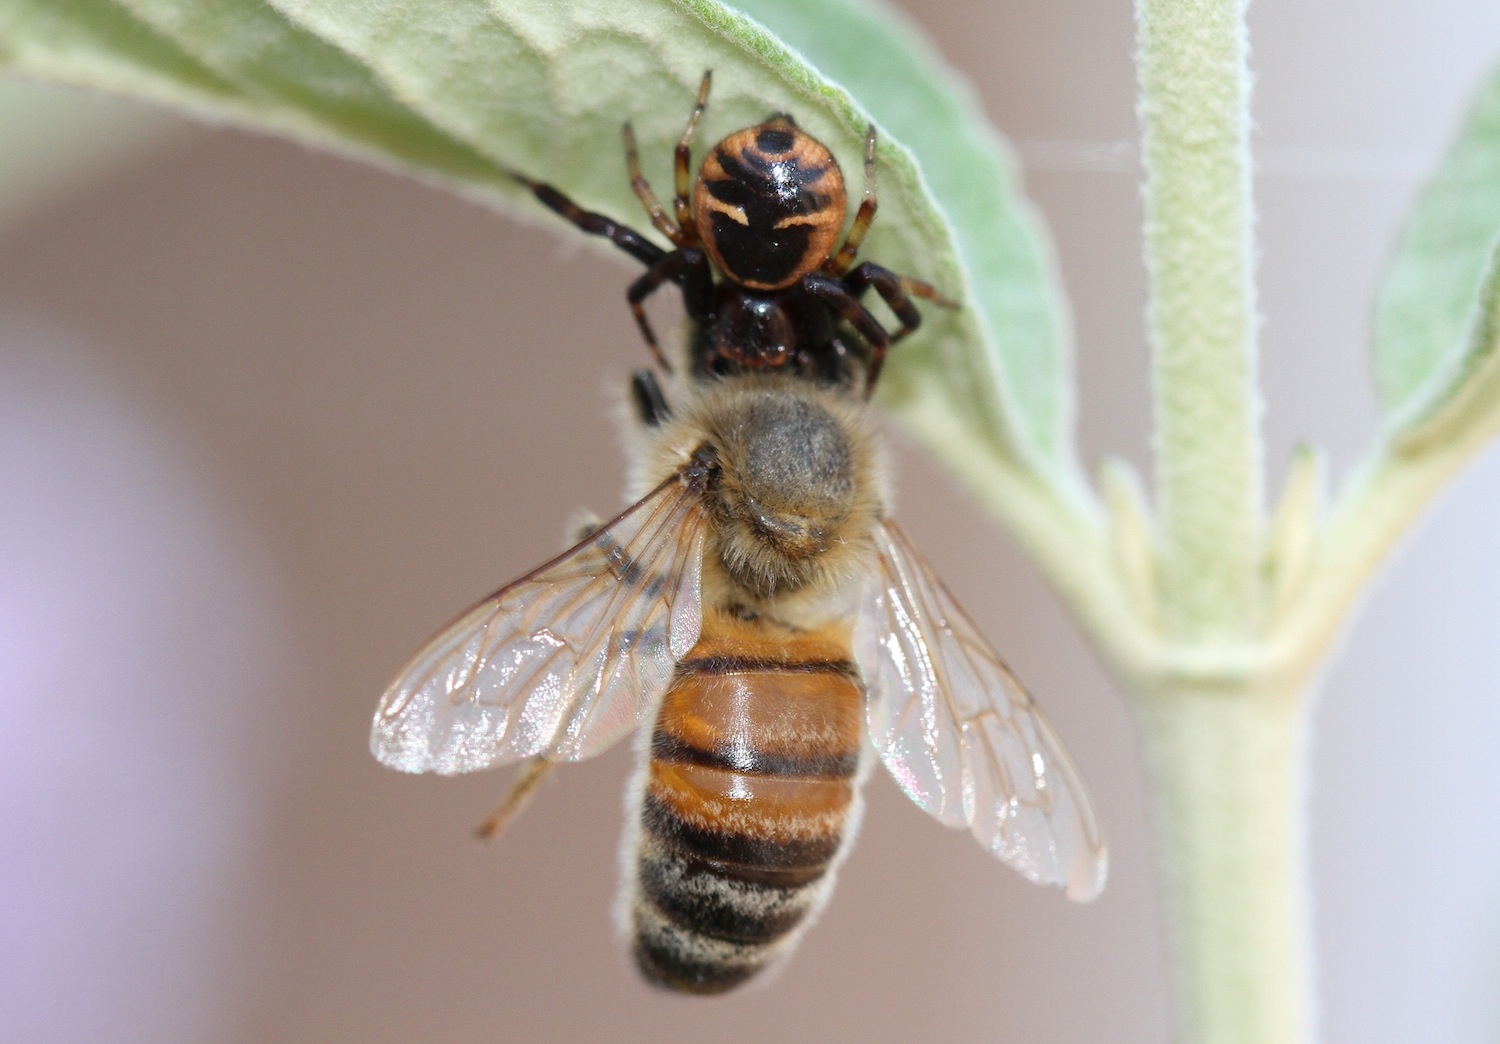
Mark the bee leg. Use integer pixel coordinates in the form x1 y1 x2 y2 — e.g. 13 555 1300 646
475 756 556 842
843 261 960 343
628 248 713 372
510 173 665 269
802 273 893 395
825 125 879 276
631 368 673 428
567 512 602 544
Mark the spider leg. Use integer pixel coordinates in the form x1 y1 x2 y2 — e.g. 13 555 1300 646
825 126 878 277
623 123 682 245
802 273 893 396
844 261 959 343
627 248 714 372
673 72 713 240
511 174 664 268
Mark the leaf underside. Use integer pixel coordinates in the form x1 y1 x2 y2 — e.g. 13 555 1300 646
1373 60 1500 439
0 0 1078 487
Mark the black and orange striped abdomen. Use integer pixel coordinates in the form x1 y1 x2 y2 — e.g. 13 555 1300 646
628 616 864 993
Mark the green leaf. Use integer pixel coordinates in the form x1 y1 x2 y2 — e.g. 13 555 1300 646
0 0 1078 489
1373 58 1500 424
730 0 1079 480
1389 239 1500 451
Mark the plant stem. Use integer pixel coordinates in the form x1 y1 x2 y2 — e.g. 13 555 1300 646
1134 3 1318 1040
1137 0 1263 639
1136 684 1314 1044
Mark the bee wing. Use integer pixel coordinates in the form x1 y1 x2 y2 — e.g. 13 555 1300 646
372 472 708 775
854 521 1108 902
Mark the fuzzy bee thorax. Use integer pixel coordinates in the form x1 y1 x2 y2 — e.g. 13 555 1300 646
645 376 885 601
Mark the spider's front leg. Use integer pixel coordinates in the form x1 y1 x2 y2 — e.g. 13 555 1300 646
511 174 665 269
627 248 715 371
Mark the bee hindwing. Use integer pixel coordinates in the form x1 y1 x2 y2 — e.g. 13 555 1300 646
853 521 1108 902
372 473 708 775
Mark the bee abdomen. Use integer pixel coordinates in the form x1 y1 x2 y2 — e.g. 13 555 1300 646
628 650 863 994
631 827 830 993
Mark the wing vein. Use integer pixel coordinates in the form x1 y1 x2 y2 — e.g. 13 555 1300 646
855 520 1107 901
371 468 707 775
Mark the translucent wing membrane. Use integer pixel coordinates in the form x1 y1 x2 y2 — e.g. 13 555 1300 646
372 473 708 775
854 522 1108 901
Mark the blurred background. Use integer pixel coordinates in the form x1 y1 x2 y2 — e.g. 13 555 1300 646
3 1 1500 1041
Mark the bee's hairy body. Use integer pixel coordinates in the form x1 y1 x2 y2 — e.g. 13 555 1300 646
628 611 865 992
623 376 884 992
372 74 1105 1003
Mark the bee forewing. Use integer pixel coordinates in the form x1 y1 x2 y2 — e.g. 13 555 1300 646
853 521 1108 902
371 475 708 776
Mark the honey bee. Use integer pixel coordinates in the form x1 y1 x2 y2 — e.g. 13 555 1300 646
371 75 1106 995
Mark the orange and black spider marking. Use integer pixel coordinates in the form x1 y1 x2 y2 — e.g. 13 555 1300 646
692 117 846 291
512 71 957 403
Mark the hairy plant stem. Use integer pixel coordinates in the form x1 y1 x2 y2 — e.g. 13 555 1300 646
1136 683 1314 1044
1133 2 1313 1042
1138 0 1263 639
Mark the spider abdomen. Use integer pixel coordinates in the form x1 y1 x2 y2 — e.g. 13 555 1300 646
694 120 848 291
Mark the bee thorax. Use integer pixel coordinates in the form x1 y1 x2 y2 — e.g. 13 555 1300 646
680 380 878 597
735 395 853 508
